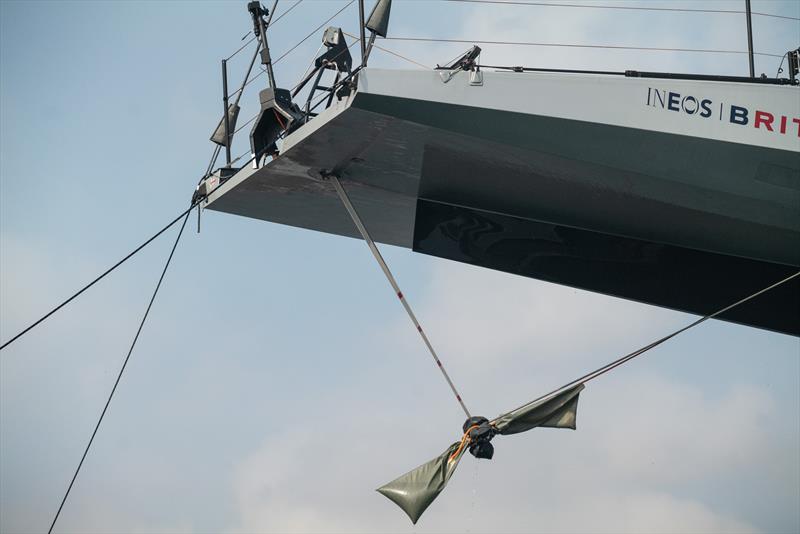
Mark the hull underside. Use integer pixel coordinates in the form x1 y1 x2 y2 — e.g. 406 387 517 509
207 69 800 336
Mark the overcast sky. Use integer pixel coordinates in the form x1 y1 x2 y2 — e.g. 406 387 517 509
1 1 798 533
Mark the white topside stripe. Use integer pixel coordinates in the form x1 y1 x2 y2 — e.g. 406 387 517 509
359 69 800 153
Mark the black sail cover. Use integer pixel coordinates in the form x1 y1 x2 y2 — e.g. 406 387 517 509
377 384 585 523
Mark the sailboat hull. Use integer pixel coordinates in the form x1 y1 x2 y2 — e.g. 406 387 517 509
206 68 800 335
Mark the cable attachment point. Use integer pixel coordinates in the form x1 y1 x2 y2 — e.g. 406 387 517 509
436 45 482 84
291 27 354 119
247 2 269 38
462 416 496 460
192 166 239 205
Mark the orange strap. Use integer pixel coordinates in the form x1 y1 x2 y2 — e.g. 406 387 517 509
273 108 287 130
449 424 479 463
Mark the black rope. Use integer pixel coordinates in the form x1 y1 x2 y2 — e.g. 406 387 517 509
0 153 258 353
0 207 195 352
46 210 192 534
384 36 786 58
439 0 800 21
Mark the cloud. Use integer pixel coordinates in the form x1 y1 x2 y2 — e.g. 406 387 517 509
592 378 774 485
382 259 687 422
394 260 682 368
555 491 759 534
225 372 771 534
224 259 789 534
382 0 732 74
3 3 799 534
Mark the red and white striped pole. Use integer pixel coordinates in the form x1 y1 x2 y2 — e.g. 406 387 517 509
328 174 471 418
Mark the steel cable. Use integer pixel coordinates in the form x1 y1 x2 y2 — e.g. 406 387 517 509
271 0 304 26
234 0 357 97
46 210 192 534
0 156 257 353
0 208 194 351
224 0 305 62
383 36 786 58
225 35 258 62
439 0 800 21
342 31 431 69
272 0 356 66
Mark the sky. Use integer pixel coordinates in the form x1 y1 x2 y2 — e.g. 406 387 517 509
0 1 799 533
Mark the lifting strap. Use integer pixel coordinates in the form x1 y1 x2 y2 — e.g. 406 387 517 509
328 174 471 418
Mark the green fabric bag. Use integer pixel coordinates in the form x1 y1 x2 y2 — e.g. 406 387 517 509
377 441 467 524
377 383 585 523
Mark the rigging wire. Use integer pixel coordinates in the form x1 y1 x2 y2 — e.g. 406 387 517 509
272 0 357 66
250 33 428 127
299 33 361 94
383 36 786 58
329 170 798 420
230 147 254 166
271 0 304 26
225 35 258 62
46 210 192 534
15 0 798 507
235 28 364 132
225 0 307 100
223 0 305 62
233 0 357 98
342 31 431 69
298 35 363 111
231 37 264 108
0 208 194 351
204 145 222 179
362 42 431 70
292 40 326 93
328 175 472 418
234 112 259 135
0 154 258 353
775 51 791 78
438 0 800 22
505 271 800 417
236 29 409 138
